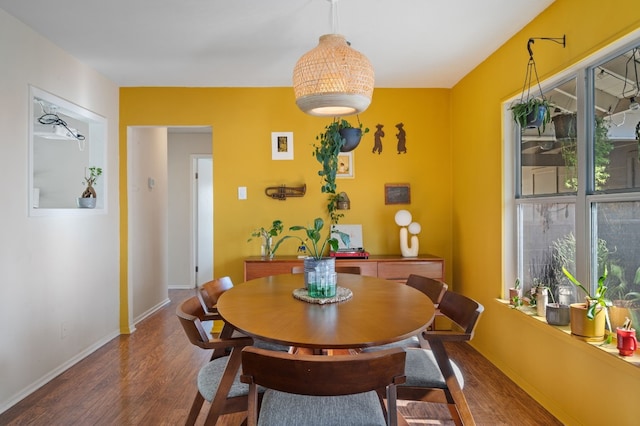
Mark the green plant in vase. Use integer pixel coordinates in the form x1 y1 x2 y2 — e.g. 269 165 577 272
272 217 349 260
248 220 284 259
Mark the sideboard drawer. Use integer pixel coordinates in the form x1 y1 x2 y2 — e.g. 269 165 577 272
377 261 444 282
335 260 378 277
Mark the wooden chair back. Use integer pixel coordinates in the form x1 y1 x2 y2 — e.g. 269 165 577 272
406 274 448 305
197 276 234 316
176 296 254 425
398 291 484 426
434 290 484 340
241 347 406 426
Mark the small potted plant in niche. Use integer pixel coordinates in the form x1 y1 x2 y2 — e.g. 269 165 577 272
562 266 611 342
77 166 102 208
247 220 284 259
545 287 571 326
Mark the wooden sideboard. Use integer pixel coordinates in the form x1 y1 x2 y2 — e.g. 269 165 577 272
243 254 444 284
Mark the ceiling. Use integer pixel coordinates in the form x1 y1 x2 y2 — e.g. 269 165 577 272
0 0 555 88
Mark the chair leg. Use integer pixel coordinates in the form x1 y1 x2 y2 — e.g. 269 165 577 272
185 391 204 426
203 347 245 426
429 339 476 426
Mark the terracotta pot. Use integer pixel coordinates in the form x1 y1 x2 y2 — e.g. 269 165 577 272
508 288 520 306
569 303 605 342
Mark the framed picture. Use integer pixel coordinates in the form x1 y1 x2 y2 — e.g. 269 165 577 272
271 132 294 160
336 152 354 178
385 183 411 205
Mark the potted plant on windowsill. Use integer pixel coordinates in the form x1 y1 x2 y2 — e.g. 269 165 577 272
77 166 102 208
562 266 611 342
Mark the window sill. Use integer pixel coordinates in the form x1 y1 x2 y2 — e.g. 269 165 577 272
495 299 640 368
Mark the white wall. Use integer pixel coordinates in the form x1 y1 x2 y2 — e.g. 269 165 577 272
0 10 120 412
128 128 169 322
167 132 212 288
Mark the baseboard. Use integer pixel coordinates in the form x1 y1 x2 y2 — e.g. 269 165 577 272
168 284 193 290
133 297 170 325
0 329 120 415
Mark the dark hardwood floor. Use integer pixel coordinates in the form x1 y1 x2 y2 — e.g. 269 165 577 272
0 289 562 425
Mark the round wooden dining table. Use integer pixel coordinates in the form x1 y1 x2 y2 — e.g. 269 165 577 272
217 273 435 351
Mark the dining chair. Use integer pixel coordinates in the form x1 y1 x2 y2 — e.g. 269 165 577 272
176 296 255 425
406 274 448 331
240 346 407 426
397 290 484 426
197 276 290 353
197 276 234 317
406 274 448 307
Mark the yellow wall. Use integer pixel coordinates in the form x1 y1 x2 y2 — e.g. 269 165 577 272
119 87 453 320
451 0 640 424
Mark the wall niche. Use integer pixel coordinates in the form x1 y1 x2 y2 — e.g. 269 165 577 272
29 86 106 215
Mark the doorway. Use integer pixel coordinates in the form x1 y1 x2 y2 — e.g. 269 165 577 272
127 126 212 327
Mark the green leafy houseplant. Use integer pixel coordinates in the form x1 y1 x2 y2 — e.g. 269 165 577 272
510 97 552 133
314 119 369 224
562 266 611 330
247 220 284 259
272 217 350 260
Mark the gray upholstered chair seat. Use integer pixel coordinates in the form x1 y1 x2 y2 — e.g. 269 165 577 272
402 347 464 389
197 358 265 401
257 389 386 426
361 335 420 351
231 330 290 352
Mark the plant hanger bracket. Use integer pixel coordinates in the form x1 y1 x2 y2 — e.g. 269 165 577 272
520 35 566 103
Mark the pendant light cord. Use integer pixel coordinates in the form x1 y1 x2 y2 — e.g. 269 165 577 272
330 0 339 34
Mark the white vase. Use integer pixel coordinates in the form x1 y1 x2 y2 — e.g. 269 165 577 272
77 197 96 208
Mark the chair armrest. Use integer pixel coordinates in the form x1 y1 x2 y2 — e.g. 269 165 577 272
199 335 254 351
422 330 471 342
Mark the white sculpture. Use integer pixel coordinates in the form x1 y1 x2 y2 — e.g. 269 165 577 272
394 210 421 257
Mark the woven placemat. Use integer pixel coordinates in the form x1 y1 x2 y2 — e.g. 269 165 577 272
292 286 353 304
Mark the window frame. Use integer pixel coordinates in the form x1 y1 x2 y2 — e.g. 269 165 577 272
504 31 640 298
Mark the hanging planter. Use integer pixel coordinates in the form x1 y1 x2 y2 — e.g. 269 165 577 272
553 113 577 140
339 127 363 152
510 38 559 134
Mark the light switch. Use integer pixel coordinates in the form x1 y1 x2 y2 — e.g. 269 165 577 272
238 186 247 200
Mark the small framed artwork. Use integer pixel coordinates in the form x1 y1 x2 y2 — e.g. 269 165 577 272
336 152 354 178
271 132 294 160
385 183 411 205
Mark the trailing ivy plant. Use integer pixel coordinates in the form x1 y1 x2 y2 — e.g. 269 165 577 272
313 119 368 224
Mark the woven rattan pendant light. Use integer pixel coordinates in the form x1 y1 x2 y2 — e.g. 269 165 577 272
292 0 374 117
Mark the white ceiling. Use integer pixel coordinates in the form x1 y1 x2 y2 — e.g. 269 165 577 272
0 0 554 88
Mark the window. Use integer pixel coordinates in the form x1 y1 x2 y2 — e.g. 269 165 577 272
510 42 640 306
